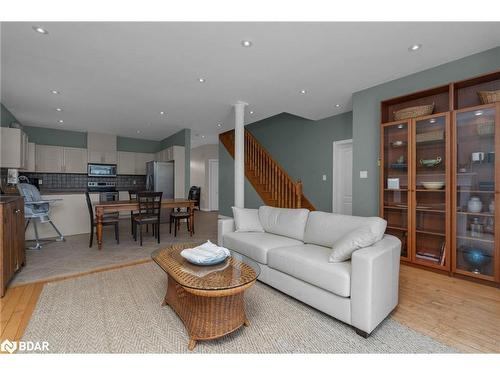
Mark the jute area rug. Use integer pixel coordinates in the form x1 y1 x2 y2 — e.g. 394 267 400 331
22 262 455 353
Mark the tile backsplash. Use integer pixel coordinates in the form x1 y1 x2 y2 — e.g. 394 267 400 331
1 169 146 192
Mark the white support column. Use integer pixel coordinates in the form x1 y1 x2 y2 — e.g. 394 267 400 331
234 101 247 208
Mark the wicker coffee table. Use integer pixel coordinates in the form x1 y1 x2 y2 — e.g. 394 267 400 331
152 243 260 350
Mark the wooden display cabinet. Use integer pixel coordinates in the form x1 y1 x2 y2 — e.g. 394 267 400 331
380 114 451 270
451 103 500 283
380 120 412 260
380 69 500 285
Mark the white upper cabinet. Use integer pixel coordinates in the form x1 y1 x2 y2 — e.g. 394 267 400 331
117 151 136 175
118 151 154 175
134 152 154 175
88 150 117 164
0 128 28 169
35 145 64 173
87 132 117 164
63 147 87 173
35 145 87 173
26 142 36 172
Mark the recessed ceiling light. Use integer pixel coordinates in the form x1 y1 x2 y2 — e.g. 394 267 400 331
475 111 483 116
335 104 341 108
429 118 436 124
55 108 62 112
32 26 48 35
249 110 254 115
51 90 60 94
160 111 165 115
408 44 422 52
198 78 205 83
241 40 252 47
136 130 141 134
300 89 307 94
58 120 64 124
201 135 206 139
217 123 222 127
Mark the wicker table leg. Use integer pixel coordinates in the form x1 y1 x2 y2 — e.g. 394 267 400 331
163 275 253 351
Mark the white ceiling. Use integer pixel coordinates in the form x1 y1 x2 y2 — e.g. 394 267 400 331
1 22 500 146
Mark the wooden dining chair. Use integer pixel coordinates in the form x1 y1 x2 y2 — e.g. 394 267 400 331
169 208 194 237
85 191 119 247
128 190 139 236
133 191 162 246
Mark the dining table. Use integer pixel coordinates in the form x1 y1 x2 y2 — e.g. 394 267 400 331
93 198 197 250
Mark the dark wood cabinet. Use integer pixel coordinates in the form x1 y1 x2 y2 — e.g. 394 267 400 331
1 196 26 297
380 70 500 286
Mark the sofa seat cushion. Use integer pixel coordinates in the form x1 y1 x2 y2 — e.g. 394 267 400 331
267 244 351 297
223 232 303 264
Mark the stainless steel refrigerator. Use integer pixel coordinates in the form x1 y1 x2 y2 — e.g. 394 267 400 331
145 161 174 199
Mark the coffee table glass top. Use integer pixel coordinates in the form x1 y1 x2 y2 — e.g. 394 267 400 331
152 243 260 291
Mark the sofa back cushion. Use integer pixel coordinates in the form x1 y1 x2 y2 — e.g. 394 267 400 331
304 211 387 247
232 207 265 232
258 206 310 241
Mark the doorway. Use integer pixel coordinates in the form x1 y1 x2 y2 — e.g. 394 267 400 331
208 159 219 211
332 139 353 215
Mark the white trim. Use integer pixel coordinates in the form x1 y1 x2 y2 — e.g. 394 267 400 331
332 139 353 214
208 158 219 211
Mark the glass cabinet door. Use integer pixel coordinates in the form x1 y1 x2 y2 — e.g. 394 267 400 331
382 121 411 260
454 106 497 280
413 114 449 269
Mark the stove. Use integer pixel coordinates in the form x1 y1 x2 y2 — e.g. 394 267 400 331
87 181 116 192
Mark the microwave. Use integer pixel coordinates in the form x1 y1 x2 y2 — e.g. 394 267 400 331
87 163 117 177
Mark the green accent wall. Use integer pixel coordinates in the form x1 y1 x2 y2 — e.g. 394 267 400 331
218 111 353 217
117 136 160 153
352 46 500 217
23 126 88 148
1 103 20 127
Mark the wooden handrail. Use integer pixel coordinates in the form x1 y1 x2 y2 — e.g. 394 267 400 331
219 129 315 210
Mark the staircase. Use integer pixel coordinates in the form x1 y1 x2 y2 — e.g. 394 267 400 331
220 129 315 210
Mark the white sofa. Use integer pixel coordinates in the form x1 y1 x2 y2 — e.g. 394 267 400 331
218 206 401 337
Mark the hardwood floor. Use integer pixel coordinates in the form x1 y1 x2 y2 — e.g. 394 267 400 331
392 265 500 353
1 263 499 353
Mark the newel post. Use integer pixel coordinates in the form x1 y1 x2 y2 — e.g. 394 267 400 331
296 180 302 208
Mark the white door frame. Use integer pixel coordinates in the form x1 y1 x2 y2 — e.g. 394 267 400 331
208 159 219 211
332 139 353 213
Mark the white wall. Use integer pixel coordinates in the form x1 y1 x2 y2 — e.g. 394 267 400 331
190 144 218 210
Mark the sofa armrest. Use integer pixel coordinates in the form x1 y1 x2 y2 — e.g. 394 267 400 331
350 234 401 334
217 217 235 246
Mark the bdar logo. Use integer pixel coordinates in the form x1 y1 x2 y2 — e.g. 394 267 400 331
1 339 17 354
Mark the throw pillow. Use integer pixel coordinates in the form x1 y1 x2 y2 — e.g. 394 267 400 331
329 226 378 262
232 207 265 232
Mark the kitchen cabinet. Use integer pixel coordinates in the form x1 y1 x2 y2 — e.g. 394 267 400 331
63 147 88 173
87 132 117 164
117 151 154 175
35 145 87 173
88 150 117 164
135 152 154 175
35 145 64 173
0 197 25 298
118 151 136 174
26 142 36 172
0 128 28 169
